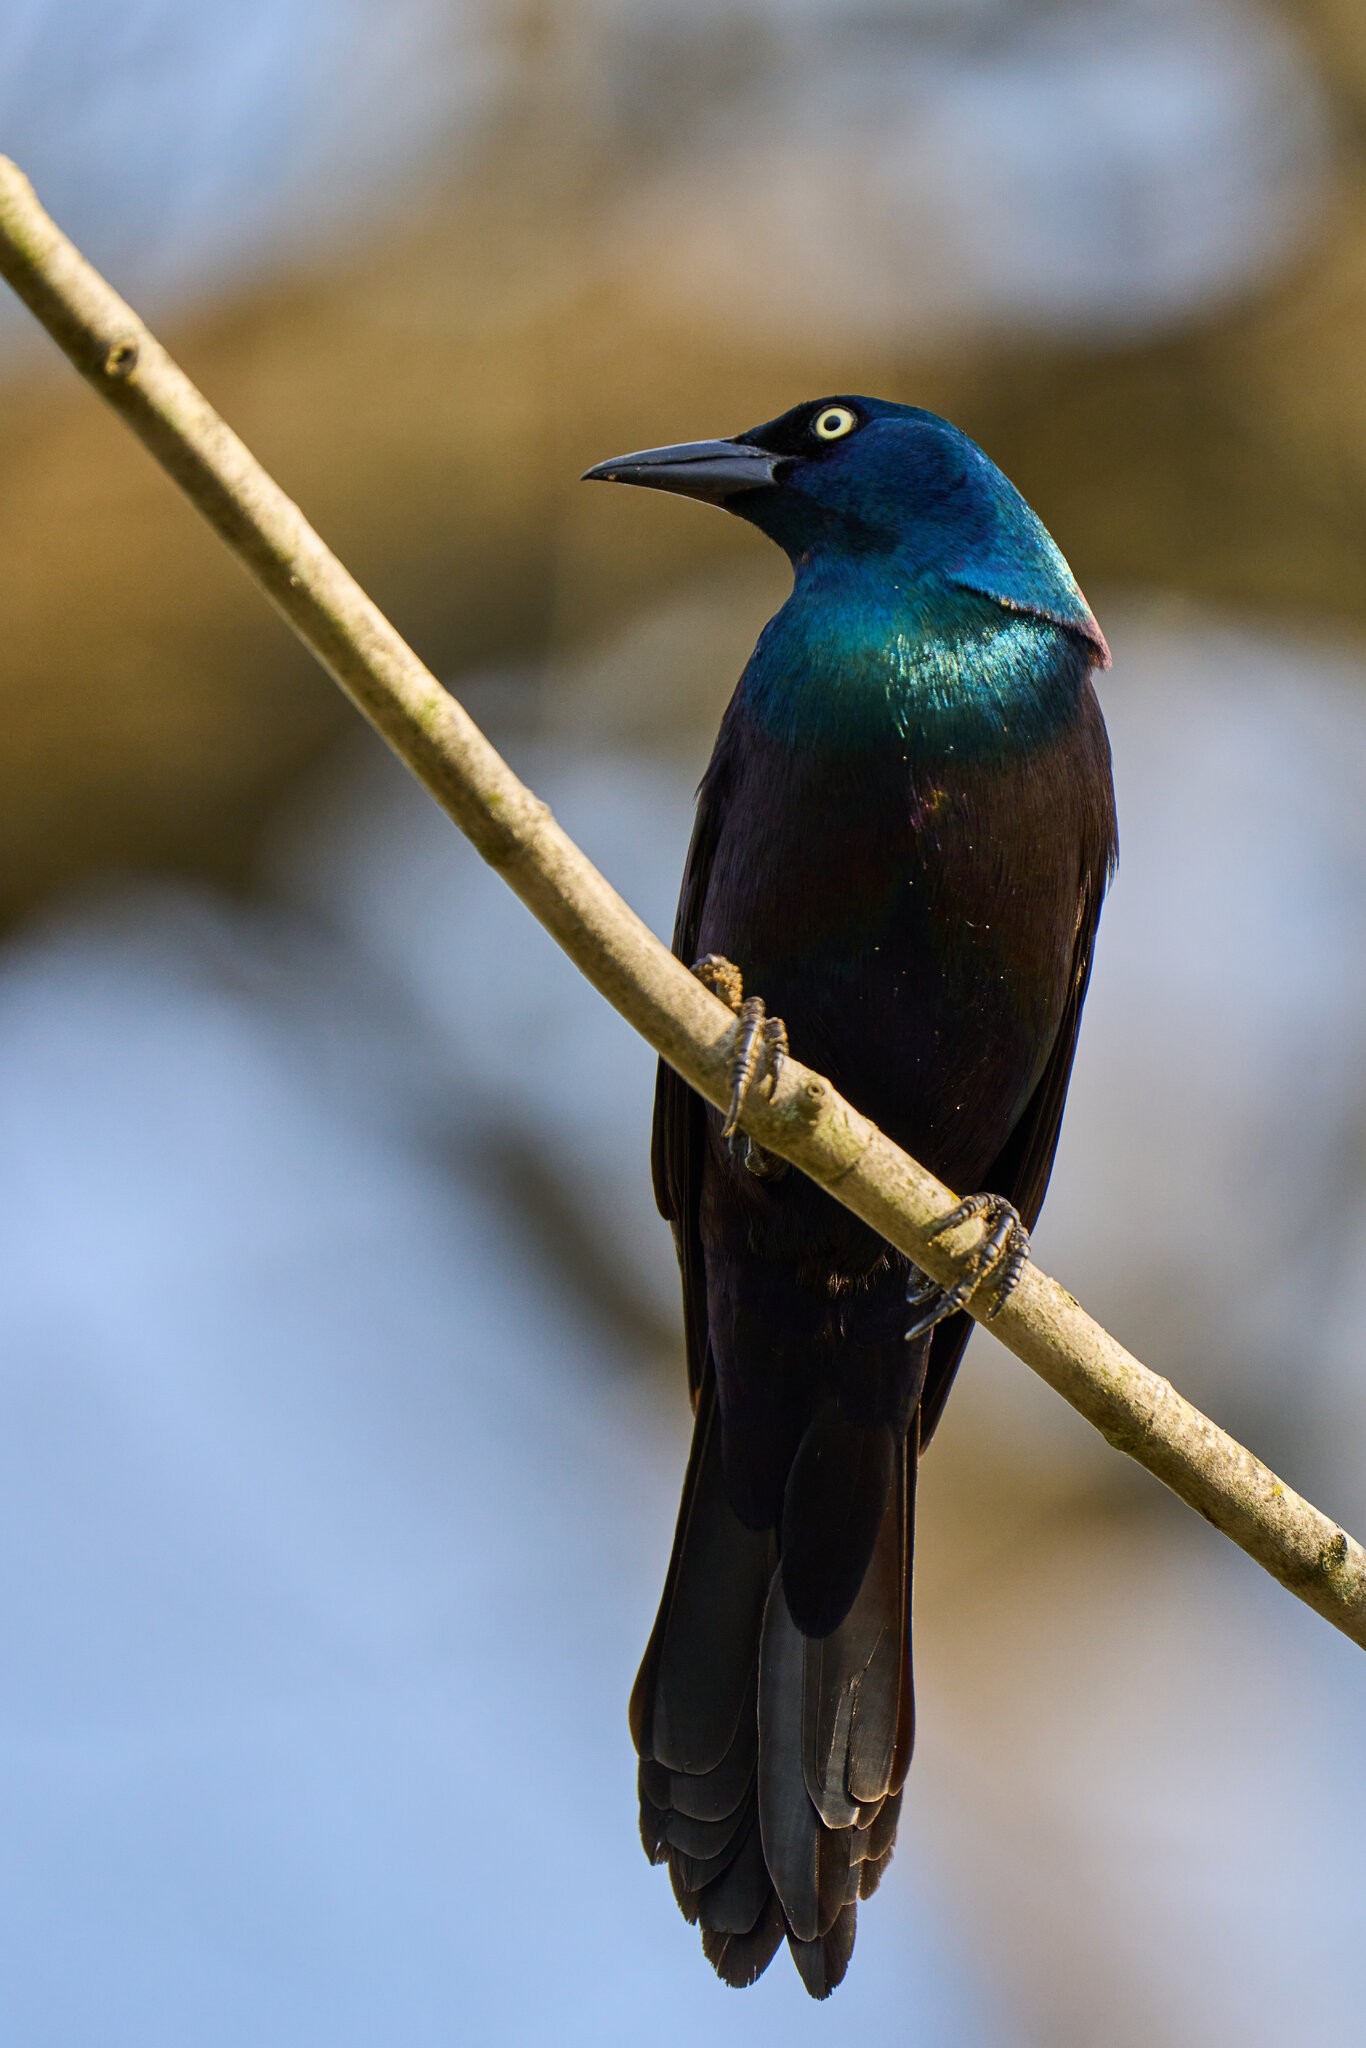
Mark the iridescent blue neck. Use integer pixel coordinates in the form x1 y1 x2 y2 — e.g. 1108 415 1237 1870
739 552 1091 757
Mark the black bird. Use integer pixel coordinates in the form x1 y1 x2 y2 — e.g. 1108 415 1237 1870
583 397 1116 1996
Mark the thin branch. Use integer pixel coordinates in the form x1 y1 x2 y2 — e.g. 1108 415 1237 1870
1 153 1362 1646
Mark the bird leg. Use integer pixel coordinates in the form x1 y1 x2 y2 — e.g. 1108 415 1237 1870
723 998 789 1144
903 1193 1031 1339
691 954 789 1179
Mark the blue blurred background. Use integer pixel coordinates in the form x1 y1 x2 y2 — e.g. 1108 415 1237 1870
2 2 1366 2040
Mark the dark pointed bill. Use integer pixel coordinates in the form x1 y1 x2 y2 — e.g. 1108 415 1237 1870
582 438 780 503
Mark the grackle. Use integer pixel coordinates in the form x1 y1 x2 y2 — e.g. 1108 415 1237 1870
583 398 1116 1996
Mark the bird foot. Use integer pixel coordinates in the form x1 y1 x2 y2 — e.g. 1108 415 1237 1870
904 1193 1030 1339
691 954 789 1180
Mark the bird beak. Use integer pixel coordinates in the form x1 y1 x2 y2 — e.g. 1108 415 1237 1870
581 438 781 503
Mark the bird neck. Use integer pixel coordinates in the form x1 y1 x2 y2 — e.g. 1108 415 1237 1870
741 554 1092 756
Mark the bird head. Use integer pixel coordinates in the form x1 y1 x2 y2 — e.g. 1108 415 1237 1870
584 396 1108 666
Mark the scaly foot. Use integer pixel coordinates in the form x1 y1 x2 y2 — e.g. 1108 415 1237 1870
904 1193 1030 1339
691 954 789 1179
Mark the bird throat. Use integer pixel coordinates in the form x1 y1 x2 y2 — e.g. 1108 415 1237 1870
742 567 1089 761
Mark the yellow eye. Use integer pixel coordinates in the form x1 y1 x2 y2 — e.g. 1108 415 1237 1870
812 405 857 441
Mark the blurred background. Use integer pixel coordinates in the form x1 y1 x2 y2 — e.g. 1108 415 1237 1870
2 0 1366 2040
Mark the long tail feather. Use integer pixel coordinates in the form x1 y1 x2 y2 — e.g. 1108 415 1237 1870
633 1379 918 1997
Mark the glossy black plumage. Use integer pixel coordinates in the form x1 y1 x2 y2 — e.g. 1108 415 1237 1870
588 396 1116 1995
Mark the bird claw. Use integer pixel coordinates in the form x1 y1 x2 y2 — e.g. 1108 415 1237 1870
723 998 788 1142
691 955 789 1179
903 1193 1030 1340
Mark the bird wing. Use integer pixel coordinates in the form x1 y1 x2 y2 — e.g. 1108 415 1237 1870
656 712 1112 1436
917 858 1108 1443
652 761 729 1403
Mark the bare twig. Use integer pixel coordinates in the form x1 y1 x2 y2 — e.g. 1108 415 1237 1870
1 154 1362 1645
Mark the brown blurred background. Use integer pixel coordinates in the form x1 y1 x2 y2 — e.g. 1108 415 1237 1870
7 0 1366 914
2 3 1366 2044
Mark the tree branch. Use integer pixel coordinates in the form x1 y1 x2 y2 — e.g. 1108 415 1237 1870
1 153 1362 1646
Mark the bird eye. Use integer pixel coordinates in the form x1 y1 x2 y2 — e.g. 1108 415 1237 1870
812 406 857 441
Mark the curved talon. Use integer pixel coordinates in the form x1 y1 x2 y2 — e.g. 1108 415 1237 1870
723 996 768 1140
903 1273 978 1341
722 1009 789 1140
738 1131 787 1180
904 1267 942 1310
903 1193 1030 1340
762 1013 788 1101
690 954 789 1178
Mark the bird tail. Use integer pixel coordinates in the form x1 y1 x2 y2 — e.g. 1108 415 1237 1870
631 1377 915 1999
